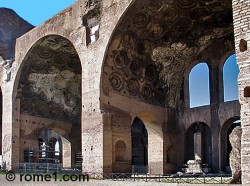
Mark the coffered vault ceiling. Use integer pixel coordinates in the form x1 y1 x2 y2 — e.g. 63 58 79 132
17 35 82 123
102 0 234 108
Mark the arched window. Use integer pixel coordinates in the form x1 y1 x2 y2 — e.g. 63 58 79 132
189 63 210 108
223 54 239 102
115 140 126 162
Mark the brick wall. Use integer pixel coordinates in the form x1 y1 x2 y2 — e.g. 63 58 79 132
232 0 250 184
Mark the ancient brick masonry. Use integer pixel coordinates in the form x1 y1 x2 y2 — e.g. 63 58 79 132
232 0 250 184
0 0 250 183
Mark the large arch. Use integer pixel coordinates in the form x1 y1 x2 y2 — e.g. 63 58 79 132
99 0 235 175
100 0 234 109
184 122 212 172
12 34 82 171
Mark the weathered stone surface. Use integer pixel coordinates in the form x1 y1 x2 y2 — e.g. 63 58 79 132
0 8 33 59
229 126 242 183
0 0 249 183
232 0 250 184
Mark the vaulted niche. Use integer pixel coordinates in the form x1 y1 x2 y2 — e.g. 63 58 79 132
16 35 82 169
102 0 234 109
223 54 239 102
185 122 212 168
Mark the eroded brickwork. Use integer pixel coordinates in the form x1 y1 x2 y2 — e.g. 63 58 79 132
232 0 250 184
0 0 248 182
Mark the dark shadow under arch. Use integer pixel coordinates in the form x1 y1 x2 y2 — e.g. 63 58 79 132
115 140 126 162
220 117 240 173
13 34 82 170
185 122 212 167
131 117 148 173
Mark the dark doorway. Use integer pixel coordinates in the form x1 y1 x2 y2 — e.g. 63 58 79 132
185 122 212 167
131 117 148 173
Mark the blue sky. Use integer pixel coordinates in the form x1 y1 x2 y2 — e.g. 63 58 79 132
1 1 240 107
189 54 239 108
0 0 76 26
223 54 239 102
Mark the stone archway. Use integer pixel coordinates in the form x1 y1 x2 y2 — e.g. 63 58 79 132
101 0 234 109
134 113 164 175
185 122 212 173
12 35 82 170
131 117 148 173
99 0 235 176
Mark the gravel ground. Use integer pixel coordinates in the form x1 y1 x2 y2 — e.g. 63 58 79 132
0 174 242 186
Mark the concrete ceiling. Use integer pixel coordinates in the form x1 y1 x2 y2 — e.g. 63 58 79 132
102 0 234 108
18 35 82 123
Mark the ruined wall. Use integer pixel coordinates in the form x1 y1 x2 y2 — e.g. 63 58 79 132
0 0 247 180
179 101 240 171
0 8 33 60
0 0 136 172
177 32 238 172
232 0 250 184
101 93 166 173
100 0 237 175
0 8 33 169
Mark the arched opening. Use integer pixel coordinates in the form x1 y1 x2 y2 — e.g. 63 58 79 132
220 117 241 173
99 0 235 176
184 122 212 173
223 54 239 102
48 137 61 163
131 117 148 174
38 129 71 167
115 140 126 162
189 63 210 108
14 35 82 172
